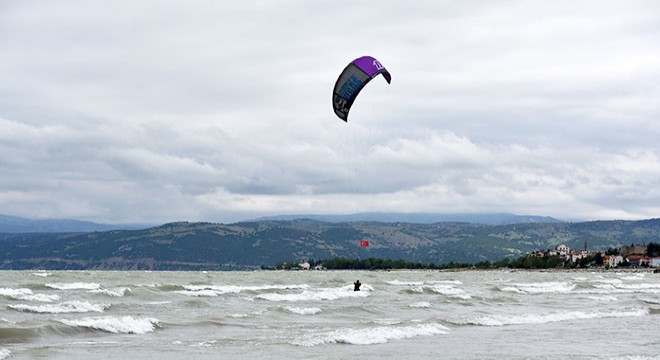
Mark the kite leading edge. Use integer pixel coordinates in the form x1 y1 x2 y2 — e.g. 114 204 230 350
332 56 391 122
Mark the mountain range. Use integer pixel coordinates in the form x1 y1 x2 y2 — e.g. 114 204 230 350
1 214 659 270
253 213 562 225
0 214 152 233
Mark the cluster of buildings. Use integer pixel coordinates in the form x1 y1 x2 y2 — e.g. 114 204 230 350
530 242 660 268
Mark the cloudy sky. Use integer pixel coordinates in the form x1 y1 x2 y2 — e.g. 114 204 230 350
1 0 659 224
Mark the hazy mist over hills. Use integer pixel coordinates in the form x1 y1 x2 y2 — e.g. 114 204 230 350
0 213 562 233
0 214 152 233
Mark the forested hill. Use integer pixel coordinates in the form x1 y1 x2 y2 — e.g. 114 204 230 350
1 218 660 270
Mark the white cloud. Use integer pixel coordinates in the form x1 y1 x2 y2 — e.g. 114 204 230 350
1 0 659 223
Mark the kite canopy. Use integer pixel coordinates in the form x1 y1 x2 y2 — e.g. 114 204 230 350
332 56 391 122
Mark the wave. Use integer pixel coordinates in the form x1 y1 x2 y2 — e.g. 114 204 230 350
281 306 322 315
255 285 370 302
0 326 38 343
58 316 160 334
617 273 646 281
586 282 660 295
0 348 9 360
0 287 60 302
292 322 449 346
409 301 432 308
452 308 649 326
8 301 109 314
226 309 268 319
31 271 52 277
425 284 471 299
387 280 424 286
499 281 576 294
88 287 131 297
641 297 660 305
46 282 101 290
174 289 222 297
174 284 310 297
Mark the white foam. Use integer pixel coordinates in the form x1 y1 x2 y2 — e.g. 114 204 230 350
0 287 60 302
255 285 370 302
283 306 322 315
409 302 432 308
618 273 646 280
32 271 52 277
500 282 575 294
425 284 472 299
9 301 108 314
59 316 160 334
294 322 449 346
387 280 424 286
593 278 623 285
89 287 131 297
456 308 649 326
175 284 310 297
0 348 10 360
46 282 101 290
428 280 463 285
590 282 660 294
174 289 221 297
587 295 619 302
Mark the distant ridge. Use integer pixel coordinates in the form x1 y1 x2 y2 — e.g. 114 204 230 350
1 212 563 233
250 212 563 225
3 217 659 270
0 214 152 233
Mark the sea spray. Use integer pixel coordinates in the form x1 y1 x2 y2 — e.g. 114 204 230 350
59 316 160 334
452 308 649 326
9 301 109 314
293 322 449 346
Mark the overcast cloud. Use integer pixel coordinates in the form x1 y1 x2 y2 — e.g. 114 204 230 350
1 0 659 223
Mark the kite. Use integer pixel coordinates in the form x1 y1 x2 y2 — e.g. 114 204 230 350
332 56 391 122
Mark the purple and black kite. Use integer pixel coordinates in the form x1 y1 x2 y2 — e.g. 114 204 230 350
332 56 391 122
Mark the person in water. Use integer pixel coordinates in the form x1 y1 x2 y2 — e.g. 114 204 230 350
353 280 361 291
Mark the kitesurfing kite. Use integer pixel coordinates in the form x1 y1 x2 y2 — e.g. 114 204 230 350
332 56 391 122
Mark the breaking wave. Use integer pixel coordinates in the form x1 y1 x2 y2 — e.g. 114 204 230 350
89 287 131 297
9 301 109 314
255 285 370 302
59 316 160 334
282 306 322 315
499 281 576 294
46 282 101 290
175 284 310 297
409 301 432 308
452 308 649 326
0 287 60 302
293 322 449 346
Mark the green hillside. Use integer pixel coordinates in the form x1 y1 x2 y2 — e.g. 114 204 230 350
1 219 659 270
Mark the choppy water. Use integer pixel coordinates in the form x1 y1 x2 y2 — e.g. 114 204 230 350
1 270 659 359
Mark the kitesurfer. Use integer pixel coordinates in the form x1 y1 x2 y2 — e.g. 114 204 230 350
353 279 361 291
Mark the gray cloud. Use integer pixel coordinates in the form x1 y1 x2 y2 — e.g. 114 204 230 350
1 0 660 223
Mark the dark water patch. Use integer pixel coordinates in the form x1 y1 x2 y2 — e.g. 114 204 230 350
157 284 185 291
0 326 38 343
18 283 51 291
649 307 660 315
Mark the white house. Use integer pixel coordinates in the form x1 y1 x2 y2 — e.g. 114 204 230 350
556 245 570 256
651 257 660 268
605 255 625 268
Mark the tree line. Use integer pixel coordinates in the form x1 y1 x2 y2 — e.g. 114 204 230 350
272 242 660 270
